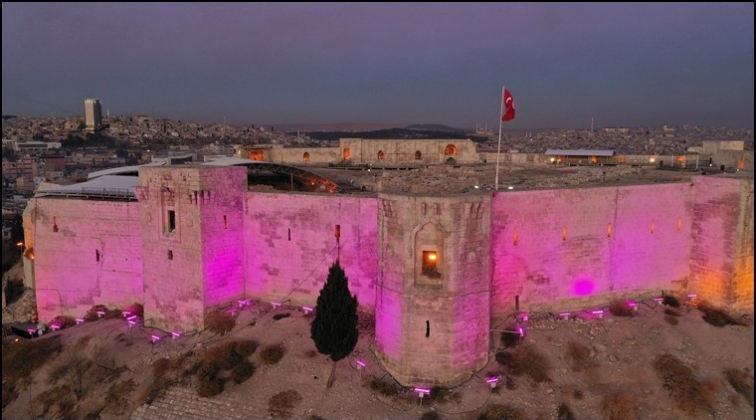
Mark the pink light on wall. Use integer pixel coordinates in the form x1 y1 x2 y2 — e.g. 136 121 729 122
573 279 595 296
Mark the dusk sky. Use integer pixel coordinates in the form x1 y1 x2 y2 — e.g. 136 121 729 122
2 3 754 130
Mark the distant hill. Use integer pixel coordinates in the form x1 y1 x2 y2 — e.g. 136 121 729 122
301 127 488 143
405 123 466 132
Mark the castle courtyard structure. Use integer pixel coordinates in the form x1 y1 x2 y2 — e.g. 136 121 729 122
21 139 754 387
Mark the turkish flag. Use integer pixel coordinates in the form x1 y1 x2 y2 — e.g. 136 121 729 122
502 89 515 122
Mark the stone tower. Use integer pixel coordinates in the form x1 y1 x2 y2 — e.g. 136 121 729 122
374 193 491 387
136 165 246 332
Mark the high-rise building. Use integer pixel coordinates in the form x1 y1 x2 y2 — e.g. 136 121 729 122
84 98 102 132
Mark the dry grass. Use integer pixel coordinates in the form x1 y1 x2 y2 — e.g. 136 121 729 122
608 300 634 317
33 384 75 419
2 336 62 385
368 377 402 397
197 377 225 397
234 339 259 357
495 344 551 384
268 389 303 419
723 368 754 407
477 403 525 420
653 353 716 415
565 341 594 372
699 305 745 327
556 402 576 420
231 360 256 384
260 343 286 365
601 391 636 420
421 410 442 420
205 310 236 335
139 357 176 404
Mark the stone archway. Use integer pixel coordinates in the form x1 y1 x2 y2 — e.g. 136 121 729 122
303 152 310 163
415 150 422 160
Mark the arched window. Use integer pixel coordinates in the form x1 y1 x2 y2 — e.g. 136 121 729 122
343 148 351 160
248 150 265 161
444 144 458 156
303 152 310 163
415 150 422 160
377 150 385 161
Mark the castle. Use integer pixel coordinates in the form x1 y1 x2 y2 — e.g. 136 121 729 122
21 138 754 387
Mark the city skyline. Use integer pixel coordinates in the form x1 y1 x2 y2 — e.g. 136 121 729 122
2 3 754 130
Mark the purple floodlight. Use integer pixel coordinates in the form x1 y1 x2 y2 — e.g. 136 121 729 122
238 299 251 308
75 318 85 325
414 387 431 397
517 326 525 337
302 306 314 314
517 312 530 322
50 323 61 331
96 310 106 318
559 311 571 319
151 334 161 343
626 300 639 311
356 360 366 369
486 376 500 384
171 331 182 340
27 327 38 336
128 319 136 328
127 315 138 321
271 302 282 309
687 293 697 300
591 309 605 318
122 310 132 318
653 297 664 303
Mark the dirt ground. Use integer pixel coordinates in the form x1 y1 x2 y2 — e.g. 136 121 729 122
2 296 754 420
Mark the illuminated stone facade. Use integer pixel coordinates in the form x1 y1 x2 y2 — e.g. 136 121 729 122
23 165 754 387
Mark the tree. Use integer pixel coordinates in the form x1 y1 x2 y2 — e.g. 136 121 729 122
310 260 359 388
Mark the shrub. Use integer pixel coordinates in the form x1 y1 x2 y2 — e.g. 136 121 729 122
608 300 634 317
664 315 679 326
653 353 716 415
205 310 236 335
50 315 76 329
206 341 243 370
84 304 110 322
601 392 635 420
232 360 255 384
34 385 75 418
234 339 259 357
2 337 61 385
572 389 584 400
701 307 743 327
662 295 680 308
197 377 225 397
477 403 525 420
556 402 576 420
2 382 18 410
500 327 522 349
268 389 303 419
566 341 594 372
260 343 285 365
723 368 754 407
495 344 551 384
369 378 401 397
195 360 220 381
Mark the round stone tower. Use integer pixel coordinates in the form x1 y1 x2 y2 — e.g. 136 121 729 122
374 193 491 387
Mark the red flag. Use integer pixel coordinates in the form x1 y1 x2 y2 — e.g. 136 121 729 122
502 88 515 122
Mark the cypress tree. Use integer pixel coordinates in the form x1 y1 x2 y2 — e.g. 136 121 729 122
310 260 359 388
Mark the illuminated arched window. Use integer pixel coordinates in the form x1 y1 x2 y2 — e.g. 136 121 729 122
377 150 385 161
343 148 351 160
415 150 422 160
444 144 458 156
303 152 310 163
248 150 265 161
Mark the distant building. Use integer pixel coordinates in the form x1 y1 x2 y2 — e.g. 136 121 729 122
84 98 103 132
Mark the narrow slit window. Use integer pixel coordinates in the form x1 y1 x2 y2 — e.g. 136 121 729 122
224 215 228 229
167 250 173 260
425 320 430 338
168 210 176 233
96 250 100 262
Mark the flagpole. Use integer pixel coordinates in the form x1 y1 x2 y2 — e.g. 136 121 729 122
495 86 505 191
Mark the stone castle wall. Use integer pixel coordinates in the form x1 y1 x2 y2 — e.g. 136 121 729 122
490 182 696 321
24 198 142 323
